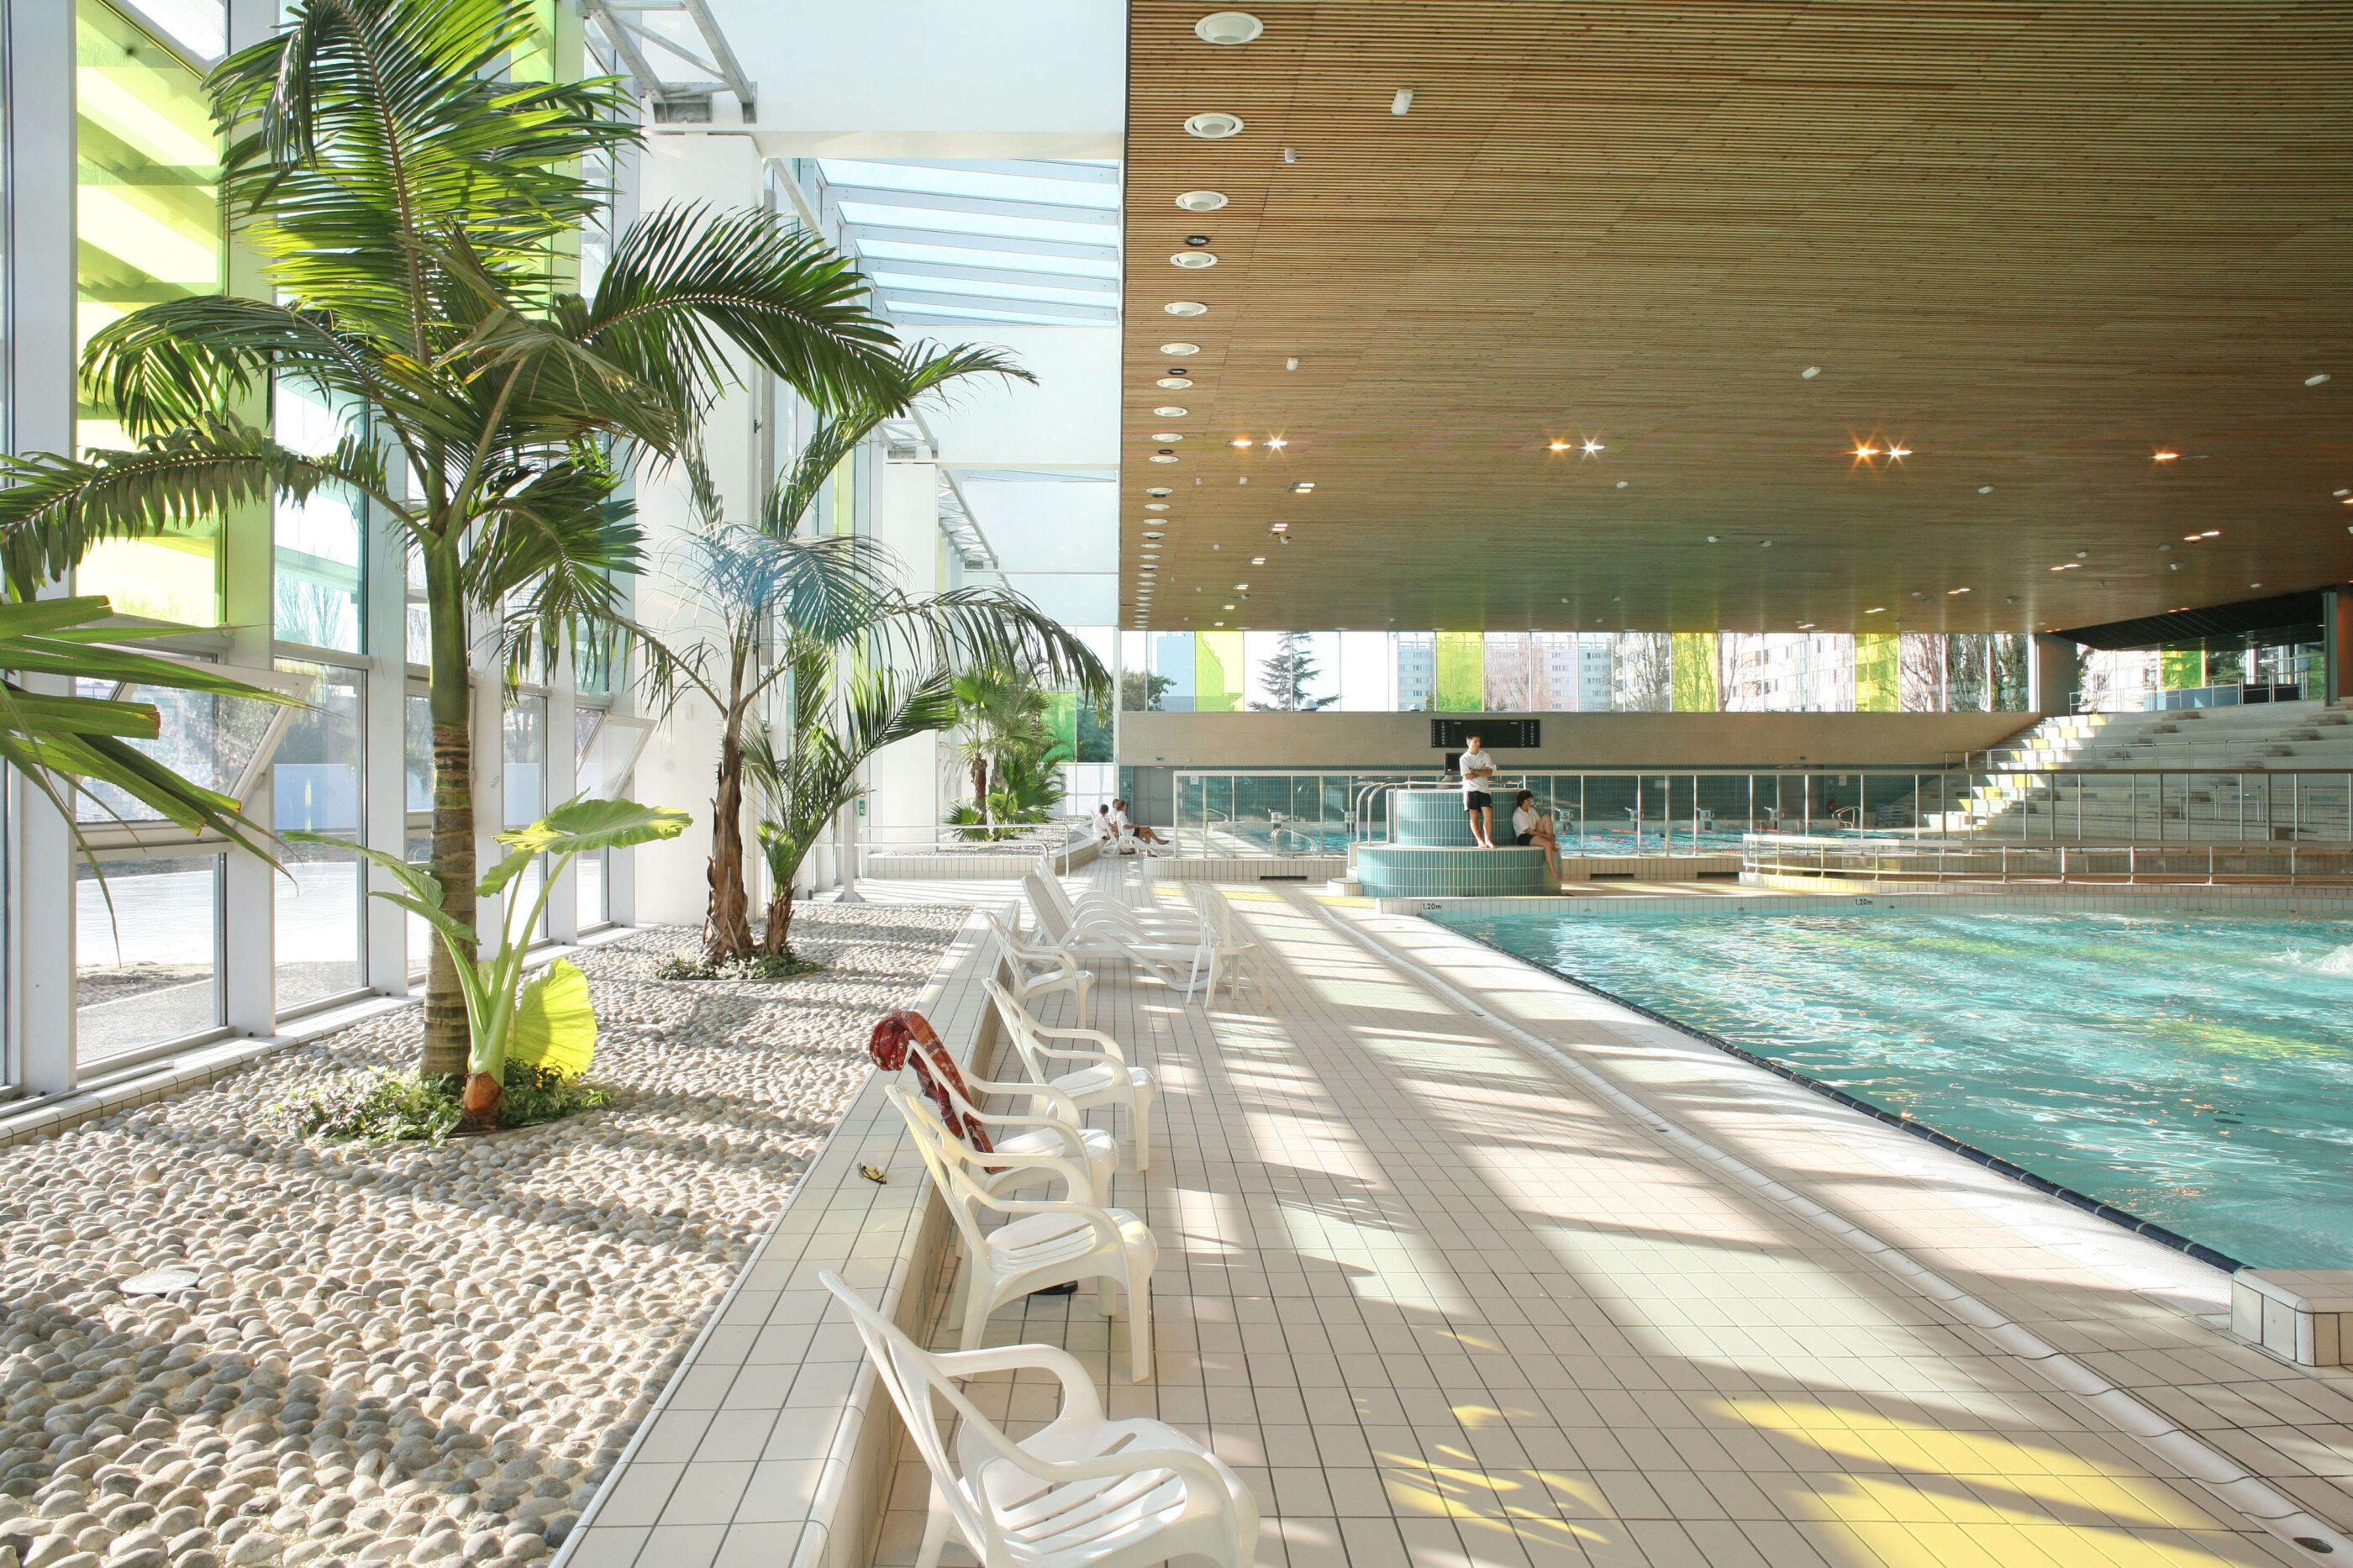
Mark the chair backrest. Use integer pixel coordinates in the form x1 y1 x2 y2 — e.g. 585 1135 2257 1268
982 977 1053 1081
885 1085 1001 1257
819 1271 1008 1564
1023 868 1079 927
1189 884 1237 946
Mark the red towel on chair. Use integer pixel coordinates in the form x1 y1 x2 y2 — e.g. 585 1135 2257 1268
867 1011 994 1154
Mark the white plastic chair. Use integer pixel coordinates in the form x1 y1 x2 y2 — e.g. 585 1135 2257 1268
1185 886 1260 1005
987 979 1158 1172
913 1059 1118 1208
985 907 1093 1029
819 1271 1256 1568
1025 878 1213 1000
1026 867 1208 941
889 1087 1157 1381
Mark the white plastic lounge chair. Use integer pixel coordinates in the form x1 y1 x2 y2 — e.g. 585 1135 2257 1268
1026 868 1208 943
1025 876 1214 999
819 1271 1256 1568
984 907 1093 1029
987 979 1158 1171
889 1087 1157 1381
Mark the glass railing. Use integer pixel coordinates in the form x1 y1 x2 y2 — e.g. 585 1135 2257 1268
1170 768 2353 858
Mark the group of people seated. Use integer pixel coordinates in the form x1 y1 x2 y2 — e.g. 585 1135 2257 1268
1459 732 1561 875
1094 797 1169 856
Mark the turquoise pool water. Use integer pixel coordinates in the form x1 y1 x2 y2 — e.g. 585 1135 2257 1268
1430 908 2353 1269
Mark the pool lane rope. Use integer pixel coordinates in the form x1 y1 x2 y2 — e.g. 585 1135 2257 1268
1303 897 2351 1562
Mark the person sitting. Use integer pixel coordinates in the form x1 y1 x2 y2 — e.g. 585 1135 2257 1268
1094 803 1129 852
1510 790 1561 877
1111 797 1167 857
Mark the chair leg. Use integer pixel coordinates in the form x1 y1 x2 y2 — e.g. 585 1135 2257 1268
1131 1093 1152 1172
960 1277 994 1353
916 1492 952 1568
1127 1272 1153 1383
1098 1274 1118 1317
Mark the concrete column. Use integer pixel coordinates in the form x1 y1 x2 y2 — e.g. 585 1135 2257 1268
2324 588 2352 706
7 0 79 1092
362 481 412 993
866 445 942 852
2031 635 2082 718
546 645 581 944
471 628 508 948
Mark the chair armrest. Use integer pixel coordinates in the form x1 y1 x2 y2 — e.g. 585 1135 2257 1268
964 1111 1090 1154
963 1074 1086 1122
926 1343 1105 1423
1030 1026 1132 1066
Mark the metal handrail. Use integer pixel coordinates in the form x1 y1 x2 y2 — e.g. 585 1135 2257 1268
1741 833 2353 887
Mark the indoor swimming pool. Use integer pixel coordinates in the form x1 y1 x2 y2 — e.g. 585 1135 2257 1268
1431 905 2353 1269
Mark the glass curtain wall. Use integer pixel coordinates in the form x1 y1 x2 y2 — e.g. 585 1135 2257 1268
273 662 365 1010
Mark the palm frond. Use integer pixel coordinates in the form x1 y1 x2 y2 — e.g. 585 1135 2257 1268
0 420 393 597
575 205 901 413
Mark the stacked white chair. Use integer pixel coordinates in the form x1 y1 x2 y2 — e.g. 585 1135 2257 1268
987 979 1159 1172
983 907 1094 1029
1185 885 1261 1005
819 1271 1257 1568
889 1086 1158 1381
1023 871 1215 999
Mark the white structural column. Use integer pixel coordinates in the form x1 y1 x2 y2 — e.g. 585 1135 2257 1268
361 488 412 994
471 622 508 949
7 0 81 1093
545 647 581 944
866 439 944 855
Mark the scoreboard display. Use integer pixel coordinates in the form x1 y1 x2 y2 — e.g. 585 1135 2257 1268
1429 718 1541 750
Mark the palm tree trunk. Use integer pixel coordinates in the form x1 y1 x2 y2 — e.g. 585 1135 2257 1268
706 729 755 962
423 547 474 1081
761 882 797 957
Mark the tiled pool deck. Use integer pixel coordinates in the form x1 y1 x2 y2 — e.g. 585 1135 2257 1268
575 866 2353 1568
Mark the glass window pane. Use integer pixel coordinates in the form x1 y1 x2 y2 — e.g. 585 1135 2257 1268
76 0 223 626
405 691 434 813
274 386 366 652
274 663 364 1008
77 853 220 1065
73 674 276 823
506 696 549 938
405 829 433 979
576 847 607 929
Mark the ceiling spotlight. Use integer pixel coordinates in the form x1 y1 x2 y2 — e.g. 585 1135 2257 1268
1547 440 1570 452
2005 597 2017 604
1250 556 1266 565
1151 432 1183 442
1854 445 1879 458
2183 533 2201 540
1164 301 1208 317
1152 407 1187 418
1268 522 1287 532
1176 190 1229 212
1146 487 1172 497
1798 622 1815 630
1171 252 1219 269
1705 535 1719 543
1391 88 1414 114
1282 146 1296 162
1195 12 1264 44
1285 357 1300 371
1760 539 1773 548
1947 587 1970 595
2336 489 2350 497
2075 550 2088 558
1886 445 1911 458
2251 582 2264 588
1615 481 1629 488
2153 450 2180 461
1582 439 1605 455
1802 366 1821 379
1978 486 1993 494
1155 377 1192 390
1160 342 1201 356
1292 481 1313 492
1142 530 1165 539
2051 563 2079 571
2202 529 2219 536
1865 607 1885 613
1234 582 1250 590
2308 373 2333 387
1223 603 1235 610
1910 592 1925 598
1265 437 1287 450
1150 455 1179 464
1185 112 1245 139
1230 438 1253 447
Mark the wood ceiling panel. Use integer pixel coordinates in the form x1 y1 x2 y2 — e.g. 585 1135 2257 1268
1119 1 2353 639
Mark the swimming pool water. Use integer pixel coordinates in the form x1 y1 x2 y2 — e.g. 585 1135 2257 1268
1430 908 2353 1269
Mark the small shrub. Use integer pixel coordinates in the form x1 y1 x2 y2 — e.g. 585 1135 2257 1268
655 950 826 981
271 1063 610 1143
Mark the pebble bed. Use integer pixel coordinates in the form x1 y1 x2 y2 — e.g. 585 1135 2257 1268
0 908 967 1568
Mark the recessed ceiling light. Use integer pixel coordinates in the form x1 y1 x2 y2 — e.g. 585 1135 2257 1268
1886 445 1911 458
1978 486 1993 494
1798 622 1815 630
1760 539 1773 548
1152 407 1187 418
2076 550 2088 559
1391 88 1413 114
2153 450 2179 461
1265 437 1287 450
1615 480 1628 488
1143 530 1165 539
1268 522 1288 532
2251 582 2263 588
1146 487 1172 497
1164 301 1208 317
1151 432 1183 442
1250 556 1266 565
1176 190 1229 212
1150 455 1179 464
1223 603 1235 609
1854 445 1879 458
2308 373 2332 387
1802 366 1822 379
1194 12 1263 44
1155 377 1192 390
1547 440 1570 452
1865 607 1885 613
1582 439 1605 455
1213 620 1225 626
1230 438 1252 447
2203 529 2219 536
2183 533 2201 540
1145 502 1171 512
1171 253 1219 270
1234 582 1250 590
1947 587 1970 595
1291 481 1313 492
1705 535 1719 543
2051 563 2079 571
1159 342 1201 356
1184 112 1245 139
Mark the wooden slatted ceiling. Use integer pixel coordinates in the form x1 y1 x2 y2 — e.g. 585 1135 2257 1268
1120 2 2353 637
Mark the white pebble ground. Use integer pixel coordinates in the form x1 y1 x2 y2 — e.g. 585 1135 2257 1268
0 908 965 1568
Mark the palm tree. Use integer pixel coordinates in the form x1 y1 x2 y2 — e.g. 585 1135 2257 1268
746 651 956 960
653 398 1109 964
0 0 905 1076
948 666 1058 834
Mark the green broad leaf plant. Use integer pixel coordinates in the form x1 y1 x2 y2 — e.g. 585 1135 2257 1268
292 797 687 1129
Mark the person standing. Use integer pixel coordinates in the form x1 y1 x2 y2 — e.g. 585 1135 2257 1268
1460 733 1498 848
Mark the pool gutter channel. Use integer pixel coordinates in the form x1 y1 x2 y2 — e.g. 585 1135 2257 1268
1429 917 2248 1275
1312 899 2349 1560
